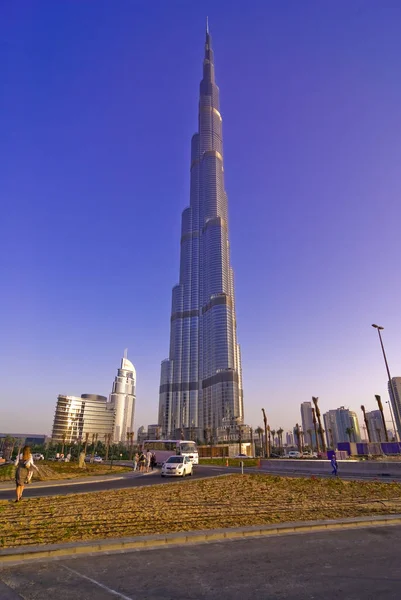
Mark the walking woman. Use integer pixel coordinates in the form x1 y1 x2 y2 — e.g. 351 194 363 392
14 446 38 502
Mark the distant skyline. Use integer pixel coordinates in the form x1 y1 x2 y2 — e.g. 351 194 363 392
2 1 401 435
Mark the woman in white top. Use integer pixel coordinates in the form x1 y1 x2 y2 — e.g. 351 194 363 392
14 446 39 502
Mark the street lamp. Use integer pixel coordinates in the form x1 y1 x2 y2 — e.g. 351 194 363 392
371 324 401 440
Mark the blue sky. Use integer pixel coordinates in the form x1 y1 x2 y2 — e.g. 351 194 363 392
1 1 401 436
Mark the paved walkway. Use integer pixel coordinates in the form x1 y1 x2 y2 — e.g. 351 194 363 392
1 523 401 598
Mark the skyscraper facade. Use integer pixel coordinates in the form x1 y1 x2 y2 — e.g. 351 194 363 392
365 409 386 443
323 407 361 446
300 401 316 447
109 355 136 443
158 25 243 439
389 377 401 439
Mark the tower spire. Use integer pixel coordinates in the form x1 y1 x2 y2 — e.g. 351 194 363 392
206 16 209 34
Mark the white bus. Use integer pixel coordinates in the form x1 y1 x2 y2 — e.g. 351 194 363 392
142 440 198 466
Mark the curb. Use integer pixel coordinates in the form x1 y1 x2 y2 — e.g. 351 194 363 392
1 514 401 565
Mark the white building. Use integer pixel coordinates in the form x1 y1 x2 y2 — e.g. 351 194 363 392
109 355 136 443
52 394 114 443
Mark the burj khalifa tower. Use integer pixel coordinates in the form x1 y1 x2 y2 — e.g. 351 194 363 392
158 23 244 439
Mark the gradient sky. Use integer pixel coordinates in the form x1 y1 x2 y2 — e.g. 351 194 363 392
2 1 401 437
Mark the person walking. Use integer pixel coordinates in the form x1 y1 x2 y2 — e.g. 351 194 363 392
133 452 139 472
14 446 38 502
331 454 338 477
138 452 146 472
146 450 152 473
150 452 157 471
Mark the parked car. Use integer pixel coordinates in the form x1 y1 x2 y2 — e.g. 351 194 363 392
93 456 103 463
286 451 302 459
234 453 254 459
32 453 44 461
161 455 193 477
302 452 318 459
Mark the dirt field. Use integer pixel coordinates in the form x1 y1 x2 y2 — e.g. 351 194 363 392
1 474 401 549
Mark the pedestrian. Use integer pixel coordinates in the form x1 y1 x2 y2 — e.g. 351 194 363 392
150 452 157 470
146 449 152 473
14 446 39 502
331 454 338 477
133 452 139 472
139 452 146 472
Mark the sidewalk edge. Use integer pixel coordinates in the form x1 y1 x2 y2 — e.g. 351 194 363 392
1 514 401 564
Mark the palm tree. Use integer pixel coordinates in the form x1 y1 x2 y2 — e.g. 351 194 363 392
307 428 313 450
375 395 389 442
294 424 302 453
277 428 284 455
61 433 66 457
271 430 276 452
128 432 134 460
210 428 215 458
345 427 353 443
83 432 90 455
91 433 99 461
261 408 269 458
255 426 264 455
361 405 371 442
312 408 320 453
312 397 326 451
3 436 16 461
267 425 271 456
237 424 243 455
105 433 112 461
328 428 334 449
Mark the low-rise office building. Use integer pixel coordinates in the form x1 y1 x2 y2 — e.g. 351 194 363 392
52 394 115 443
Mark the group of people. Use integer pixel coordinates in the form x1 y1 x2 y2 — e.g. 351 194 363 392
133 450 157 473
14 445 40 502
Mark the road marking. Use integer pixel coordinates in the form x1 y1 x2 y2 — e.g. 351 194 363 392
62 565 133 600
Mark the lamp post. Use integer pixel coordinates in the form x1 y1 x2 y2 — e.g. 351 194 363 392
372 324 401 440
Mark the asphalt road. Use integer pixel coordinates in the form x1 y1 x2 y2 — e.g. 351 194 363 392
1 462 399 502
0 466 230 501
1 525 401 599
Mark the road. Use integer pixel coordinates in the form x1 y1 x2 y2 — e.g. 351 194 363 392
0 465 230 501
1 461 400 502
1 525 401 598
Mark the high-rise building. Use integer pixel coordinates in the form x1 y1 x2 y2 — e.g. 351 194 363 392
389 377 401 439
365 409 386 443
286 432 294 447
52 394 114 443
147 424 162 440
109 354 136 443
323 410 339 448
323 407 361 446
137 426 146 443
300 402 316 447
158 24 243 439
